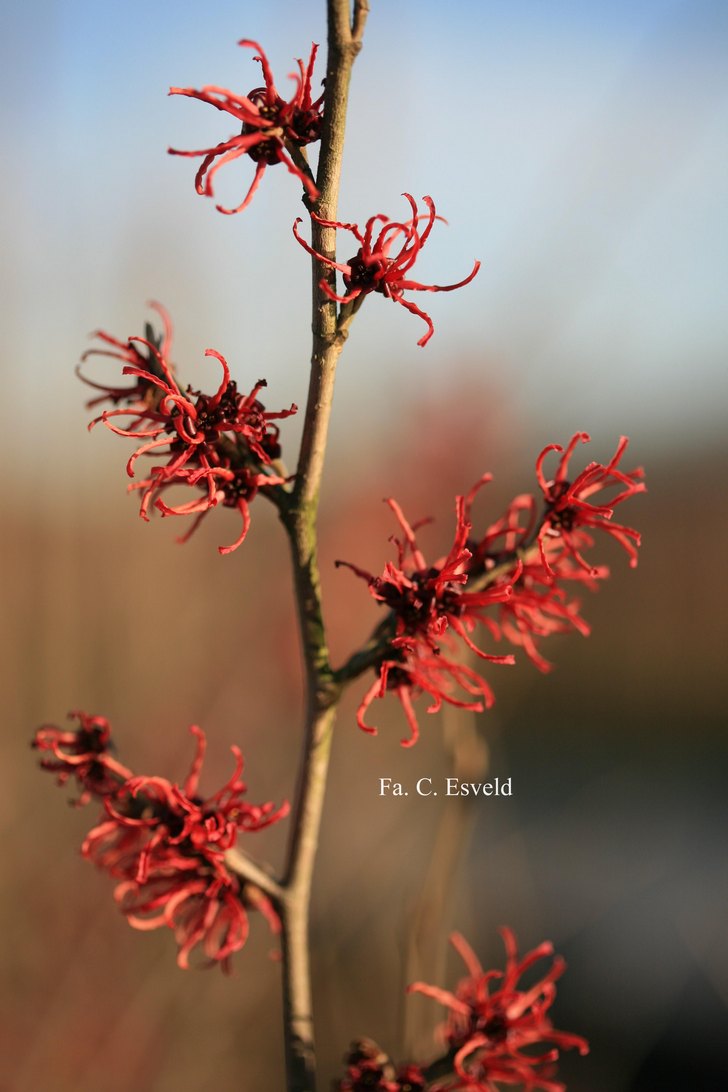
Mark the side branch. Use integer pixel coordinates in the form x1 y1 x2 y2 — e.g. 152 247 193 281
224 846 283 902
352 1 370 44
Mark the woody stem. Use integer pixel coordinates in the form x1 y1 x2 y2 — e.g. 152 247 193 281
278 3 368 1091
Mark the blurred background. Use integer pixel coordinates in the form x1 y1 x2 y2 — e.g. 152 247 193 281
2 0 728 1089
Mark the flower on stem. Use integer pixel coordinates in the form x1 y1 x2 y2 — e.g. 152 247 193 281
169 39 323 214
338 495 514 746
293 194 480 346
535 433 645 577
84 306 296 553
408 929 588 1091
32 711 132 806
36 715 288 971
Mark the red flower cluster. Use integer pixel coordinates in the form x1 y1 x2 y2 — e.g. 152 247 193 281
293 194 480 346
408 930 588 1091
337 1041 426 1092
344 435 644 739
169 39 323 214
337 495 515 746
33 716 288 971
83 304 296 553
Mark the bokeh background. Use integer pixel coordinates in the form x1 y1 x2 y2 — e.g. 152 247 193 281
2 1 728 1089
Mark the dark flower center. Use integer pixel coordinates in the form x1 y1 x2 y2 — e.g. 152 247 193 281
476 1010 509 1043
377 568 461 633
247 138 282 165
77 726 108 755
259 429 281 460
192 382 243 436
289 106 322 145
344 253 387 294
193 384 239 437
221 471 256 506
243 89 284 165
247 88 274 116
545 479 577 531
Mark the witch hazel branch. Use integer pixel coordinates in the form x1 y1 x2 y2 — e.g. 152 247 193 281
34 5 645 1091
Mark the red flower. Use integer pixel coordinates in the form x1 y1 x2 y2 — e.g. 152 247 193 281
32 711 132 806
169 39 323 214
84 307 296 553
535 433 645 577
293 194 480 345
339 495 514 746
408 930 588 1092
77 723 288 971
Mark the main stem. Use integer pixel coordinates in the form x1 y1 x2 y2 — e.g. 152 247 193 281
279 4 368 1091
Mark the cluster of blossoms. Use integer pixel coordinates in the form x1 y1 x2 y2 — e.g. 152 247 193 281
169 40 324 214
33 712 288 971
333 930 587 1091
340 434 644 744
79 303 296 553
169 43 479 346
